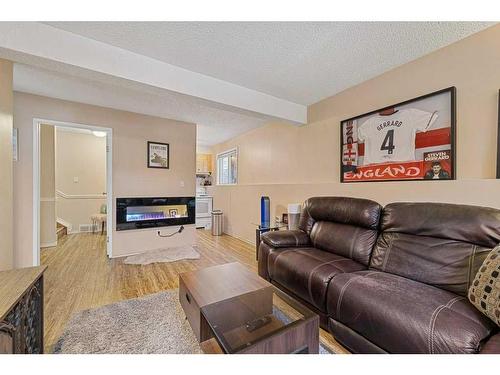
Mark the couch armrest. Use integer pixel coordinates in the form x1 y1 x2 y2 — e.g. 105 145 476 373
261 230 310 248
480 332 500 354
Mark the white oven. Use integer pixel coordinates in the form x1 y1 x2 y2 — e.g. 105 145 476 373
196 196 213 228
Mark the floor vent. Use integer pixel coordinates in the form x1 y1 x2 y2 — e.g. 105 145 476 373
79 224 92 233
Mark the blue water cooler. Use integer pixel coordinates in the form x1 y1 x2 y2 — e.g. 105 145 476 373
260 196 270 229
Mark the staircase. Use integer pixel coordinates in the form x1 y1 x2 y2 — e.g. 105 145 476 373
56 222 68 240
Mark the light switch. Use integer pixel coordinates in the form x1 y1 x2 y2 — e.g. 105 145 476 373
180 180 185 187
73 177 79 183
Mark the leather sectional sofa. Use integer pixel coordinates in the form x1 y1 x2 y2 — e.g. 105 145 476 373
258 197 500 354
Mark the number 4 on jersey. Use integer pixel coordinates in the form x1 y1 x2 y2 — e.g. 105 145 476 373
380 129 395 155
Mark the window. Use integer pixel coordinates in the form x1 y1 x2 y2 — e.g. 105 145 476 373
216 148 238 185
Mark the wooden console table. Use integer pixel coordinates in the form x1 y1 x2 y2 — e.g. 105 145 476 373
0 266 46 354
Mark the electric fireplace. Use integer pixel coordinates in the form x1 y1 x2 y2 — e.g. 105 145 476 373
116 197 195 231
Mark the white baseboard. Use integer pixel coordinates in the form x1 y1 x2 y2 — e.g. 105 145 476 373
56 217 73 232
68 231 105 235
220 230 255 247
40 240 57 248
69 229 104 235
65 223 95 234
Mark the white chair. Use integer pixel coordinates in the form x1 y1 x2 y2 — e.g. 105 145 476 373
91 204 107 234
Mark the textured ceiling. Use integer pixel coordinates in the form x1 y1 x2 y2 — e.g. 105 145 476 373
45 22 494 105
13 64 268 146
11 22 495 146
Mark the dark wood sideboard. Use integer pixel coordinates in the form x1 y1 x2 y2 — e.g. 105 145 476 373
0 266 46 354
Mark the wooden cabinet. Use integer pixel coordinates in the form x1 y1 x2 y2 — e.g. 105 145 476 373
0 266 46 354
196 154 213 173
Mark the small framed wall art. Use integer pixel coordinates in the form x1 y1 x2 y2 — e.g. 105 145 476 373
147 141 169 169
340 87 456 183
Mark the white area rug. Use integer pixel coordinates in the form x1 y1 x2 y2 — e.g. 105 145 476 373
123 245 200 265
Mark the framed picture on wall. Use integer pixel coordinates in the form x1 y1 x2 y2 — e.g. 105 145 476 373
147 141 169 169
340 87 456 183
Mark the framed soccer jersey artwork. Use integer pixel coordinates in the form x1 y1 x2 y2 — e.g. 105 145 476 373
340 87 456 183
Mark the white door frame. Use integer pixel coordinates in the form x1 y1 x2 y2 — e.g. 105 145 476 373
33 118 113 266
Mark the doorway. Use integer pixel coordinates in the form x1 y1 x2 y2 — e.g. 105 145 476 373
33 119 113 266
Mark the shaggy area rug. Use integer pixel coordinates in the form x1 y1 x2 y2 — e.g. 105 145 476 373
54 290 331 354
53 290 202 354
123 245 200 265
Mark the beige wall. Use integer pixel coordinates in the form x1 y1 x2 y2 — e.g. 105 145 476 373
211 25 500 245
40 124 56 246
13 92 196 267
55 129 106 232
56 129 106 196
0 59 13 270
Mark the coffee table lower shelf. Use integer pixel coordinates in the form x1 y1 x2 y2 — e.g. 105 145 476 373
200 338 225 354
179 262 319 354
199 313 319 354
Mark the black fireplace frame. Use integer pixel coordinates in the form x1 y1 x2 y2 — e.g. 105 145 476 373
116 197 196 231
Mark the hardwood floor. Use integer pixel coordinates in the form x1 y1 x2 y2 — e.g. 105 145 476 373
41 230 348 354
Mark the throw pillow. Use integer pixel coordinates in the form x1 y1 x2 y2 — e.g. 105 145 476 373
468 244 500 327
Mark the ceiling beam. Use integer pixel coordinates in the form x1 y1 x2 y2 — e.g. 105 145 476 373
0 22 306 124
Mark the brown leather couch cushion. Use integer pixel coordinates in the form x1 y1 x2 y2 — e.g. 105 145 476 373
327 270 497 353
310 221 378 266
299 196 382 232
267 247 366 312
261 230 310 248
328 318 387 354
370 202 500 296
380 202 500 248
258 242 278 281
299 197 382 266
371 232 491 296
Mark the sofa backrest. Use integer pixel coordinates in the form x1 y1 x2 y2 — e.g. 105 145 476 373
299 196 382 266
370 202 500 296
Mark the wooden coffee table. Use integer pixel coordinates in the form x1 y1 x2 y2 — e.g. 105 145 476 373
179 262 319 354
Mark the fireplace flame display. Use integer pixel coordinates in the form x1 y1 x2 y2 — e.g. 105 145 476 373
116 197 195 231
126 205 188 222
